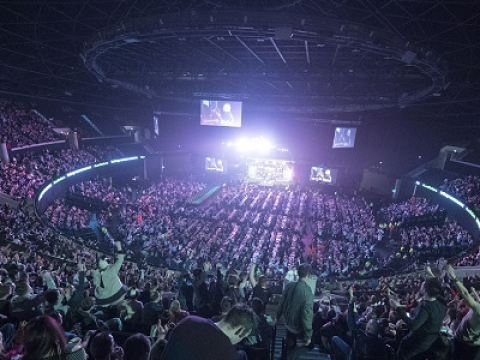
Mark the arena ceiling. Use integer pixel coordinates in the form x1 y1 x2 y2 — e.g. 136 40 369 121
0 0 479 124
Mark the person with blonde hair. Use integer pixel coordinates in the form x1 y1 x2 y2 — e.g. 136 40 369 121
168 300 189 325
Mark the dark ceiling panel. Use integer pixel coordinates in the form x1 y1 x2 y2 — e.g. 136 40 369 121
0 0 477 124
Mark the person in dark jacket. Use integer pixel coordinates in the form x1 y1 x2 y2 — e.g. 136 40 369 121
276 264 314 360
62 262 86 328
160 304 254 360
9 271 56 323
250 261 273 310
178 272 194 312
143 290 163 327
192 268 211 317
390 276 446 360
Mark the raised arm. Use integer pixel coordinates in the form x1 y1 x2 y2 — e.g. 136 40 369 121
42 270 57 289
110 241 125 274
425 265 435 279
68 262 86 308
390 297 429 331
347 287 360 332
249 260 258 288
446 264 480 311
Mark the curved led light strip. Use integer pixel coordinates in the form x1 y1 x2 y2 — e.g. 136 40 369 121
38 156 144 201
416 181 480 229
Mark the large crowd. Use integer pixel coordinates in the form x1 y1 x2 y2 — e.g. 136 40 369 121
0 146 121 200
1 207 480 360
377 197 446 226
42 179 307 275
1 101 480 358
441 175 480 211
0 101 58 147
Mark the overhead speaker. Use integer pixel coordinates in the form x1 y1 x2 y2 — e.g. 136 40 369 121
275 27 293 40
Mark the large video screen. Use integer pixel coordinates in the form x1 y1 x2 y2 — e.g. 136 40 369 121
247 159 293 183
310 167 338 185
205 157 226 173
332 127 357 148
200 100 242 127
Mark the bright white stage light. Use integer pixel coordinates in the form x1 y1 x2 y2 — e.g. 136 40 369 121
233 136 276 153
235 138 250 152
257 137 273 153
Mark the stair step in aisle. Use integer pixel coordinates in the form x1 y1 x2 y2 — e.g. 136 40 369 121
274 324 331 359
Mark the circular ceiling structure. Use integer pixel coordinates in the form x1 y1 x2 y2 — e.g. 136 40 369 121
82 10 448 114
201 0 306 11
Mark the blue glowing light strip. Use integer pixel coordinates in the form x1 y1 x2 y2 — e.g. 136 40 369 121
439 191 464 208
66 165 92 177
420 182 480 230
38 183 52 201
53 176 66 185
466 207 477 220
421 183 438 193
110 156 138 163
94 162 109 168
37 156 145 204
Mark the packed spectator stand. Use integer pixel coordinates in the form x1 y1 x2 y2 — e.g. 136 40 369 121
441 175 480 211
1 101 480 359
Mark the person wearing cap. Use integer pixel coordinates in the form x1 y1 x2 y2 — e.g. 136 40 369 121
93 241 126 307
276 264 314 360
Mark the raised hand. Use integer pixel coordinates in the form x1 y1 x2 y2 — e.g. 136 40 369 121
445 264 456 280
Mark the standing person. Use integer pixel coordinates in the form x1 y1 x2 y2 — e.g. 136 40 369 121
276 264 314 360
389 276 446 360
192 268 211 317
249 260 273 310
93 240 126 307
446 264 480 360
160 304 255 360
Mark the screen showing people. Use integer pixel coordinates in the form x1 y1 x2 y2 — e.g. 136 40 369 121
200 100 242 127
205 157 226 173
332 127 357 148
310 167 337 185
